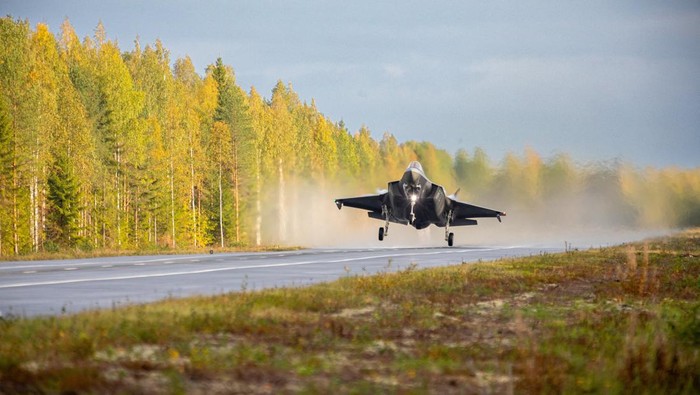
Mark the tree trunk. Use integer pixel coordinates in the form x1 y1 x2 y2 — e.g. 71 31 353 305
122 175 129 248
12 180 18 255
278 157 286 242
170 154 176 248
93 194 98 247
116 144 121 249
233 143 240 243
30 176 35 251
12 185 18 255
197 186 202 246
31 171 40 252
255 151 262 246
40 180 46 250
190 146 197 248
134 186 139 246
10 109 18 255
218 148 224 248
101 182 106 249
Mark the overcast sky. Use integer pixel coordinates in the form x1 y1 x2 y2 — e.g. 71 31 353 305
4 1 699 167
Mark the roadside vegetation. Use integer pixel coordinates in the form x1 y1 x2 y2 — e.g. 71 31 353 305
1 230 698 393
0 244 302 262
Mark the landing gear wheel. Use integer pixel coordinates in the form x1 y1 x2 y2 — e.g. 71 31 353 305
447 232 454 247
378 227 385 241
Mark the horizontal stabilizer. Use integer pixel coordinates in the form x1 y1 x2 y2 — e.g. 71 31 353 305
368 211 408 225
335 193 386 212
451 218 477 226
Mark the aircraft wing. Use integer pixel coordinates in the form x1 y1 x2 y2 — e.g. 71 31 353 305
449 197 506 220
335 193 386 213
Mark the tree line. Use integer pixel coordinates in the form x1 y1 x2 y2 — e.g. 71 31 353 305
1 17 698 256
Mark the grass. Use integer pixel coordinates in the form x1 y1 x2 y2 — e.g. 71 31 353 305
1 230 699 393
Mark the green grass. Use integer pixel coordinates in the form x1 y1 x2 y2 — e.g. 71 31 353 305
1 230 699 393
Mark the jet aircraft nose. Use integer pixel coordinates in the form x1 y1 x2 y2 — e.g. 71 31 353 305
409 169 421 184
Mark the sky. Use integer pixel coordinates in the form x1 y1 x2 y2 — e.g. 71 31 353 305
3 1 700 168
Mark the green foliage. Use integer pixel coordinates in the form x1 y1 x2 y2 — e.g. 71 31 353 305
0 97 12 256
46 155 81 246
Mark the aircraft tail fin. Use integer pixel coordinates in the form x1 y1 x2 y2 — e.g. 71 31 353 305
448 188 460 199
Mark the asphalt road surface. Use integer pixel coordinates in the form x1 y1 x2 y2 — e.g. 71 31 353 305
0 245 559 317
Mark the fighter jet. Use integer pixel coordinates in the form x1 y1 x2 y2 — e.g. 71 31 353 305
335 161 505 246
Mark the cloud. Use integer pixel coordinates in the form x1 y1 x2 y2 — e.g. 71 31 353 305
382 64 405 78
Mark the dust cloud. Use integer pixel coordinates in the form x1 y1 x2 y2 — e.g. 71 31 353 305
268 180 670 250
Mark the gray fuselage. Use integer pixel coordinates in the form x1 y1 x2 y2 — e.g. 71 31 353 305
384 162 449 229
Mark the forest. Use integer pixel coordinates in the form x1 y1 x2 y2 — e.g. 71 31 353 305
1 17 699 256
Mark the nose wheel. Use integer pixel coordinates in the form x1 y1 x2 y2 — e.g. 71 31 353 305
378 226 385 241
445 209 454 247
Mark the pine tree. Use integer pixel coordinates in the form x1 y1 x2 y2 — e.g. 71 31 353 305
212 58 236 125
209 59 235 246
210 58 253 245
47 155 81 246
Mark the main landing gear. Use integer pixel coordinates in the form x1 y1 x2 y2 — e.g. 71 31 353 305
378 205 389 241
445 209 454 247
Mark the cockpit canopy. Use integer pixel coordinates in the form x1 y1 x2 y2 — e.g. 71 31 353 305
406 161 424 174
403 161 425 197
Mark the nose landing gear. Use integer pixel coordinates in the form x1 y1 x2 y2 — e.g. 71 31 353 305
445 209 454 247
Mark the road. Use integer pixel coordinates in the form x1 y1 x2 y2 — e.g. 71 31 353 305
0 245 559 317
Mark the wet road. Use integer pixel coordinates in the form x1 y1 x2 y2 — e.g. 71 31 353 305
0 245 559 317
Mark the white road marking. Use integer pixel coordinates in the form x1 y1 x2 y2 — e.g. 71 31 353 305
134 263 145 266
0 249 492 289
0 262 92 270
64 268 77 271
23 271 36 274
102 265 113 268
0 255 213 271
